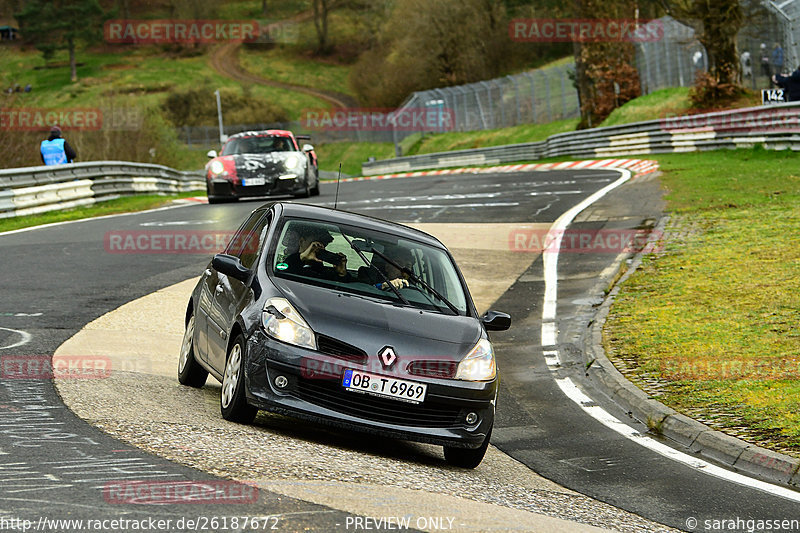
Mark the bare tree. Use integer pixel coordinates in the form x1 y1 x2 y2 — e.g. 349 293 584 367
312 0 330 54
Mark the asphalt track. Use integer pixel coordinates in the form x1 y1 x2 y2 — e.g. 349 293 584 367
1 169 799 532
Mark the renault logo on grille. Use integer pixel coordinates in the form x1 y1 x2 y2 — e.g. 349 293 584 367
379 346 397 369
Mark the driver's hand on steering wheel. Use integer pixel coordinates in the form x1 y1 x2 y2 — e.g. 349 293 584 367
382 278 409 290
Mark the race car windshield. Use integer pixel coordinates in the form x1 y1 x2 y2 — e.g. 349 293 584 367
270 219 469 316
221 136 296 155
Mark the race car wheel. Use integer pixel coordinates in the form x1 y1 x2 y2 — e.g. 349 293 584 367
220 334 258 424
294 182 311 199
178 313 208 388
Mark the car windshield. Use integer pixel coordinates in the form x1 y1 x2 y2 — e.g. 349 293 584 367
270 218 469 316
221 136 295 156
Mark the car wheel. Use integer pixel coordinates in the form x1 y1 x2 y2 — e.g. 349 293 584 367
178 314 208 387
208 196 234 204
294 182 311 199
443 426 492 469
310 174 321 196
220 334 258 423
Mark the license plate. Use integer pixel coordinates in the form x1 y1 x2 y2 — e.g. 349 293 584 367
342 369 427 404
242 177 265 186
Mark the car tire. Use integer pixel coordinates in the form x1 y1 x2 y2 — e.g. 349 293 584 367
208 196 234 204
310 173 321 196
294 182 311 199
443 426 492 469
220 334 258 424
177 314 208 388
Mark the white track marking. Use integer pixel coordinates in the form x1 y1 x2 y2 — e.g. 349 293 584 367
542 169 800 503
0 327 31 350
555 378 800 502
0 203 198 237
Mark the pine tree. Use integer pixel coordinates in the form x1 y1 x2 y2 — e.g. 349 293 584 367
15 0 106 83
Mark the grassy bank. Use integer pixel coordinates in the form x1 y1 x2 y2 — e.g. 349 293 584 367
605 148 800 456
0 191 203 233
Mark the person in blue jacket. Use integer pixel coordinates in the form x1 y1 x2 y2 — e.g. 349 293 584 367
40 125 77 165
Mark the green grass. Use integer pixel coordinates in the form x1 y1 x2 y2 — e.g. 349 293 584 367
239 45 353 97
600 87 692 127
407 119 579 156
315 141 395 177
0 191 203 233
0 44 327 119
600 87 762 128
605 148 800 455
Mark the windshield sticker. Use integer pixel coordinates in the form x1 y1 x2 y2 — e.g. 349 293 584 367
275 262 289 271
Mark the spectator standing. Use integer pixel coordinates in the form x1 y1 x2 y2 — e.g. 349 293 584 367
772 43 785 76
772 66 800 102
741 51 752 79
760 43 771 80
40 125 77 165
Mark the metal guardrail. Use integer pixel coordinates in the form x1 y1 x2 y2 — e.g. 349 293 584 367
362 103 800 176
0 161 204 219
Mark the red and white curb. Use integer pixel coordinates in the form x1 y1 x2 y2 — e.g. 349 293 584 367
174 197 208 204
346 159 660 182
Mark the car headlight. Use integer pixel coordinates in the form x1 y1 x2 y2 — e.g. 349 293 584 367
262 297 316 350
455 338 496 381
209 160 225 176
284 155 299 169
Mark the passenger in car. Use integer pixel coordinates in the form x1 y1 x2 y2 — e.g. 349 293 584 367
283 225 351 281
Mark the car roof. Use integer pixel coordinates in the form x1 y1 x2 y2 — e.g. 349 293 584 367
228 130 295 139
269 202 446 250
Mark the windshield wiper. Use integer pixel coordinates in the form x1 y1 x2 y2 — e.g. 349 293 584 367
339 233 410 306
370 248 460 315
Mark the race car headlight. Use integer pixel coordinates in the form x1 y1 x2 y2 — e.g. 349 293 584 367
455 339 496 381
262 297 316 350
209 160 225 176
284 155 299 170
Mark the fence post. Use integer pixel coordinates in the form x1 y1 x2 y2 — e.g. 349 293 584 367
544 71 552 122
524 72 537 123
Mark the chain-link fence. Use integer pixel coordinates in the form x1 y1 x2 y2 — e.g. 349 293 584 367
178 62 580 152
178 121 396 150
391 63 579 146
636 9 793 95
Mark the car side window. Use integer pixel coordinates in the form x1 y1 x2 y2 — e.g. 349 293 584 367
226 212 271 270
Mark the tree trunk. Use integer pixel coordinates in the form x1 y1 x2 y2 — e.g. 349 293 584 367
69 37 77 82
312 0 329 54
261 0 267 17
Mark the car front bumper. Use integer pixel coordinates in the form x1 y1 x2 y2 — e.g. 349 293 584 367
244 331 496 449
207 175 306 198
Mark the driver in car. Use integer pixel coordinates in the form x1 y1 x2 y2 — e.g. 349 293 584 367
358 245 414 291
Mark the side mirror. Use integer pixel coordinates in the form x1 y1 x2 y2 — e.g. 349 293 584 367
482 310 511 331
211 254 251 283
302 144 314 152
207 150 218 159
